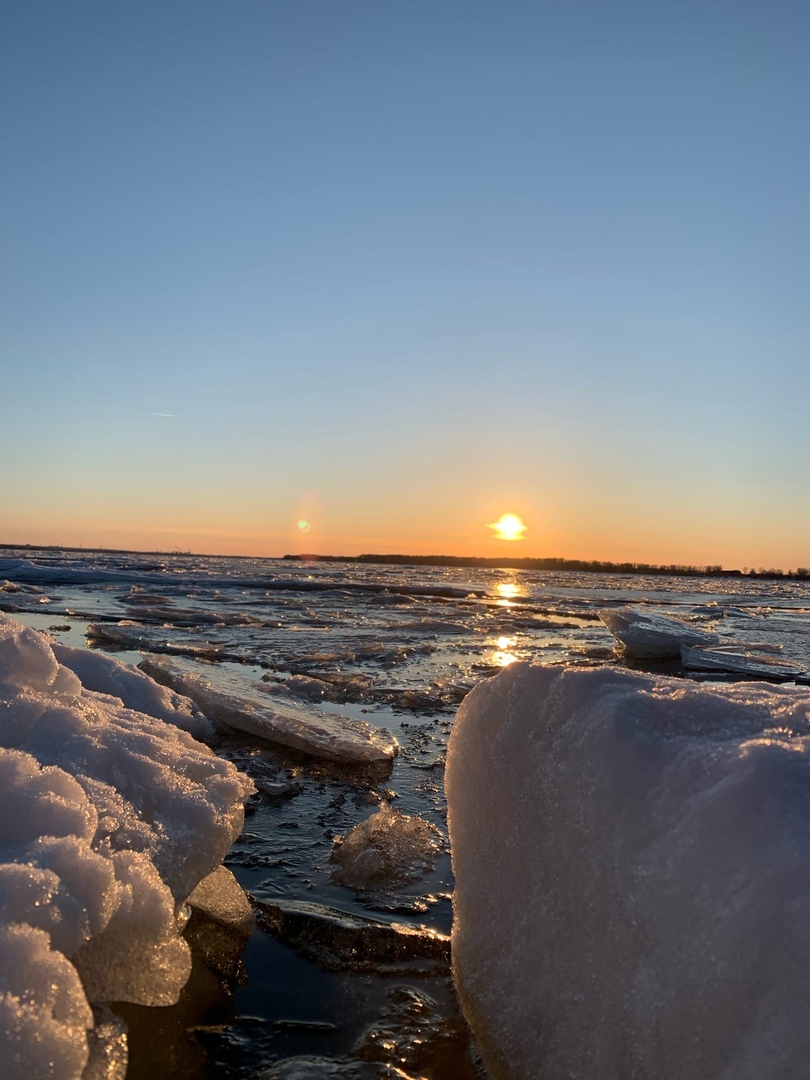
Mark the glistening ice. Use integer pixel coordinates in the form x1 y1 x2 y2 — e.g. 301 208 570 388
446 662 810 1080
0 615 254 1079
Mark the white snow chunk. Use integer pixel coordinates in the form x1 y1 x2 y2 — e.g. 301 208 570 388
447 662 810 1080
599 605 720 657
140 656 398 764
0 615 254 1076
51 641 214 740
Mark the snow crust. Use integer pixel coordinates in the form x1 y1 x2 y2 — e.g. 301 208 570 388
447 662 810 1080
0 616 254 1078
140 655 399 763
599 605 719 657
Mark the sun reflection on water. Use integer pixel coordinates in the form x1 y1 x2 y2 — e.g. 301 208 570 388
496 581 522 608
493 634 518 666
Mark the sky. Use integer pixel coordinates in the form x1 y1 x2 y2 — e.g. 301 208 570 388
2 1 808 569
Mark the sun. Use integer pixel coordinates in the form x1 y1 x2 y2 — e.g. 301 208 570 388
488 513 527 542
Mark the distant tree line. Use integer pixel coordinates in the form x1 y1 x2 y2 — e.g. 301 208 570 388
284 553 810 580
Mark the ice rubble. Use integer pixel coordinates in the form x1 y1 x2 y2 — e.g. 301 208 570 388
598 605 720 657
140 655 398 764
0 615 254 1079
329 804 443 891
446 662 810 1080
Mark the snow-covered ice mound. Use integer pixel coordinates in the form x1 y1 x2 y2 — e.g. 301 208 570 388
140 656 399 764
599 605 720 657
0 616 254 1079
446 662 810 1080
51 641 214 740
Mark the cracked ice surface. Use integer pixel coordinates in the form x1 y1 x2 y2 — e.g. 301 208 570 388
0 615 254 1079
447 662 810 1080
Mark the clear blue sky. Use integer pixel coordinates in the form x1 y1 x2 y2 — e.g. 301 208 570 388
2 1 808 568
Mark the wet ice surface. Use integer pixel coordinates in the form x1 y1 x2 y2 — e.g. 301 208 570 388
3 550 810 1077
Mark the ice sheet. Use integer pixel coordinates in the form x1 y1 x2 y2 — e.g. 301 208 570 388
447 662 810 1080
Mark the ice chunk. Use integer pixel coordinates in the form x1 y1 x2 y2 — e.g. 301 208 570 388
187 865 253 934
140 656 398 764
329 804 442 891
185 865 253 981
0 615 253 1074
446 663 810 1080
51 641 214 740
598 605 720 657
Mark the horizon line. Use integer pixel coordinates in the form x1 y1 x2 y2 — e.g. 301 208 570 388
1 541 808 580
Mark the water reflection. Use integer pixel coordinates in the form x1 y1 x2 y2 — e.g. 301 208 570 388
495 581 522 608
493 635 518 666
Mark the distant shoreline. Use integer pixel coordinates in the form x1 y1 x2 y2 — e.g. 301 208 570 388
1 542 808 582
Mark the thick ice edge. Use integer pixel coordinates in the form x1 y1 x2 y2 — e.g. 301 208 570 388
446 662 810 1080
0 615 254 1079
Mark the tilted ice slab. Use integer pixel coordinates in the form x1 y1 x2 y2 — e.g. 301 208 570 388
140 656 399 764
598 605 720 657
447 662 810 1080
0 615 253 1079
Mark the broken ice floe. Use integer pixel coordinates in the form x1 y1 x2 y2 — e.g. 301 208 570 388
680 643 807 681
252 898 449 974
598 605 720 658
0 615 254 1078
140 656 398 764
259 672 374 705
86 621 228 661
447 662 810 1080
